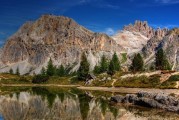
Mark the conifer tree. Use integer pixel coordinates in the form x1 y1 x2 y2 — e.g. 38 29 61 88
16 67 20 76
77 52 90 81
9 68 13 74
130 53 144 72
46 58 55 76
155 48 171 70
93 65 100 74
100 55 108 73
107 60 115 76
56 65 65 76
111 52 121 71
41 67 46 75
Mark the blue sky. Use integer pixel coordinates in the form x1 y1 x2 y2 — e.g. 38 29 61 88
0 0 179 46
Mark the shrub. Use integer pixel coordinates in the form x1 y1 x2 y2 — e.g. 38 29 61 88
168 75 179 81
32 75 49 84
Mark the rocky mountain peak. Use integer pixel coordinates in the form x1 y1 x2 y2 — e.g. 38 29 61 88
0 14 124 74
124 20 154 39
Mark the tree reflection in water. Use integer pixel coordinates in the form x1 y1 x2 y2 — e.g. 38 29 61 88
0 87 179 120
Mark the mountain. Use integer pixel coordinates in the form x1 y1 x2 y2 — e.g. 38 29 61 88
112 20 179 71
142 28 179 70
0 15 178 74
112 21 169 55
0 15 125 74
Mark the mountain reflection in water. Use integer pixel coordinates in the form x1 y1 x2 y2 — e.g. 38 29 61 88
0 87 179 120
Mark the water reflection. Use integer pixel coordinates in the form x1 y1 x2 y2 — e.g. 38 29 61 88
0 87 179 120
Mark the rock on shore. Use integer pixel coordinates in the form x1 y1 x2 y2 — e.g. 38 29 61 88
110 91 179 112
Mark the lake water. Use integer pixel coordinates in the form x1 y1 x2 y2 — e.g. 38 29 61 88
0 87 179 120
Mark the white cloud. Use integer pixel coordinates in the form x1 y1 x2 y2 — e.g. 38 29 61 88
150 24 179 28
155 0 179 4
0 32 6 35
104 28 116 36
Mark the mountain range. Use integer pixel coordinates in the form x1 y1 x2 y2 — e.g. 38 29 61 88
0 15 178 74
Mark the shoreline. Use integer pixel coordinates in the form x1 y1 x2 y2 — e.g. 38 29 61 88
1 83 179 95
77 86 179 95
0 84 80 87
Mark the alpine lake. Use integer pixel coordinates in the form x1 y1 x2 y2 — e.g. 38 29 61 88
0 86 179 120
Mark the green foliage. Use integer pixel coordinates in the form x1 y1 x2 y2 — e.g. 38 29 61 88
93 65 101 74
114 75 160 88
15 67 20 76
130 53 144 72
168 75 179 81
100 55 108 73
46 58 55 76
56 65 65 77
155 48 171 70
160 75 179 89
9 68 13 74
112 52 121 71
32 75 49 84
107 60 115 76
40 67 46 75
121 53 127 63
77 53 90 81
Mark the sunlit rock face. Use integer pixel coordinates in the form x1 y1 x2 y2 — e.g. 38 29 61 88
0 15 125 74
112 30 149 54
142 28 179 70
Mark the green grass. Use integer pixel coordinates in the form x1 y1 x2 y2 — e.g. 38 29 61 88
114 75 161 88
121 53 127 63
160 75 179 89
0 74 32 84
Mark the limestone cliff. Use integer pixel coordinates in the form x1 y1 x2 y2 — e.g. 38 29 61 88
0 15 125 74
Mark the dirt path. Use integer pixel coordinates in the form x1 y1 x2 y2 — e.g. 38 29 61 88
111 79 117 87
78 86 179 95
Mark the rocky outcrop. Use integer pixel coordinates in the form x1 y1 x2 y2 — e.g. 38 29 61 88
124 20 154 39
142 28 179 70
0 15 125 74
110 91 179 112
112 30 148 54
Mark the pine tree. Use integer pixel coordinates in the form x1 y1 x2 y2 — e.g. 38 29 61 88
130 53 144 72
16 67 20 75
56 65 65 76
107 60 115 76
46 58 55 76
93 65 100 74
9 68 13 74
100 55 108 73
111 52 121 71
155 48 171 70
41 67 46 75
77 52 90 81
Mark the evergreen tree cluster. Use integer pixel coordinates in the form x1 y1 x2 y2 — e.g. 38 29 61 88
93 52 121 76
155 48 171 70
9 67 20 75
130 53 144 72
130 48 171 72
40 58 66 77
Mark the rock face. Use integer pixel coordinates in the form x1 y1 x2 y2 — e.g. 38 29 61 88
142 28 179 70
124 20 154 39
113 21 169 55
0 15 125 74
112 30 148 54
0 16 179 74
110 91 179 112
